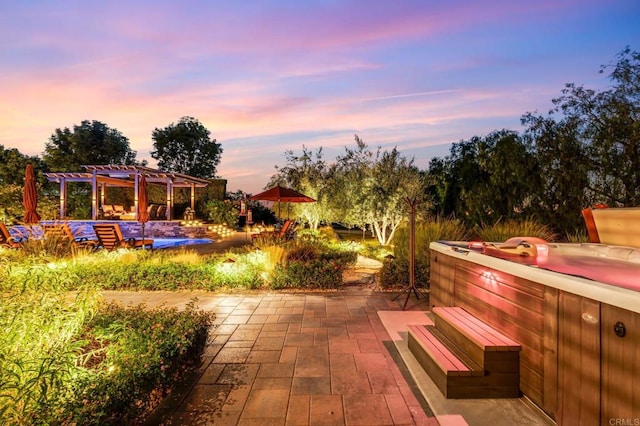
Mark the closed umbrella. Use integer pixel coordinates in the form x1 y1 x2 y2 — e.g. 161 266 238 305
248 185 315 218
137 173 150 249
23 164 41 224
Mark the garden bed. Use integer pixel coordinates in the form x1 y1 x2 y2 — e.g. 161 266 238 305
0 278 213 425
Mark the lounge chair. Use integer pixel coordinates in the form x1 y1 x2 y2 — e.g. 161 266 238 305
112 204 135 219
251 220 294 241
93 223 153 250
119 206 137 220
101 205 118 219
148 204 159 220
42 223 97 250
0 222 24 248
156 205 167 220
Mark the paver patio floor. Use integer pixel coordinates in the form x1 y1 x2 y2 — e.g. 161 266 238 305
105 290 436 425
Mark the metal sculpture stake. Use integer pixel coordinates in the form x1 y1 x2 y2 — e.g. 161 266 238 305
392 197 429 310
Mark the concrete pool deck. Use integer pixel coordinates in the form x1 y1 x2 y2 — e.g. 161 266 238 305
103 290 554 425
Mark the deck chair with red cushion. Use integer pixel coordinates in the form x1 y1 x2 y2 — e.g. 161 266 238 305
42 223 97 250
93 223 153 250
251 220 294 241
0 222 24 249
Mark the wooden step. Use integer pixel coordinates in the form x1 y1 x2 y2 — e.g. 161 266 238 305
432 306 521 368
408 324 482 376
408 307 522 399
408 324 482 398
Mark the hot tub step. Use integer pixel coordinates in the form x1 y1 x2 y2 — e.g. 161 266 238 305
408 307 521 399
408 324 484 398
432 306 521 369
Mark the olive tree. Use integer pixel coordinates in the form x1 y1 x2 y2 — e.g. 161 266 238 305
334 136 426 246
268 146 334 229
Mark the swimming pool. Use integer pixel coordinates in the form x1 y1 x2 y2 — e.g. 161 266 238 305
152 238 212 249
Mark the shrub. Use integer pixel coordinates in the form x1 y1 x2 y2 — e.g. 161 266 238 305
474 218 557 242
269 240 357 290
63 249 264 291
203 199 238 227
285 244 320 262
565 228 590 243
392 217 468 261
296 226 339 243
379 256 430 289
321 246 358 266
0 273 212 425
379 217 467 288
12 232 72 259
259 244 287 272
0 273 101 424
207 253 266 290
59 301 212 425
3 229 360 293
356 242 393 261
270 257 344 289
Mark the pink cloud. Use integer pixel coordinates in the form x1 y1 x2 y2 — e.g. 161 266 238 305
1 0 634 195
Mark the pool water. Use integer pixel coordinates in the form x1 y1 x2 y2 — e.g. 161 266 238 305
152 238 212 249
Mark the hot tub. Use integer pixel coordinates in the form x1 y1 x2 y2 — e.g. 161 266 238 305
434 239 640 311
429 240 640 423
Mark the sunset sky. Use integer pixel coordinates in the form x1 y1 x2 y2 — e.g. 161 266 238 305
1 0 638 194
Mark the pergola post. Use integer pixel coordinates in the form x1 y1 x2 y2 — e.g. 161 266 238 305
190 183 195 210
91 170 98 220
166 178 173 221
59 177 67 219
100 183 106 206
134 172 140 221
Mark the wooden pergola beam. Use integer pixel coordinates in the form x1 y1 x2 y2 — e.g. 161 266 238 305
45 165 210 220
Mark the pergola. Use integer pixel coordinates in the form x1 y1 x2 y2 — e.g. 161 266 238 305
45 165 210 220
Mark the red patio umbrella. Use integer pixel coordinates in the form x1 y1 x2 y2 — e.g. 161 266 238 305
137 173 150 248
248 185 315 217
23 163 41 224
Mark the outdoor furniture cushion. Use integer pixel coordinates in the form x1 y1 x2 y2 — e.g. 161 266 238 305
0 222 24 248
251 220 294 241
101 205 121 219
93 223 153 250
42 223 97 249
148 204 159 219
156 205 167 220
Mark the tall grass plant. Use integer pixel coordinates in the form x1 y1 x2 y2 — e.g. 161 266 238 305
0 268 212 424
565 229 590 243
380 217 468 288
0 269 101 424
474 219 557 242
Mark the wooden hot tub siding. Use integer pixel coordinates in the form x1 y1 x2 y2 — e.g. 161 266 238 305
430 251 553 414
429 249 640 423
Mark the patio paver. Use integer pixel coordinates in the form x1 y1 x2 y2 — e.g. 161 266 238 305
106 290 434 425
106 289 554 425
